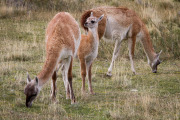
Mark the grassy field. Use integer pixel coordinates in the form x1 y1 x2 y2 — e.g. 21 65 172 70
0 0 180 119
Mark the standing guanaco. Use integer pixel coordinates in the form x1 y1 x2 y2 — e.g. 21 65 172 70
78 12 104 94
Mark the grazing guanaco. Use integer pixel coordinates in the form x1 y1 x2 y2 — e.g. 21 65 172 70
81 6 162 76
78 12 104 94
24 12 81 107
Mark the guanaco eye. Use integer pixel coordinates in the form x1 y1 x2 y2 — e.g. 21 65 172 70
91 21 95 23
32 93 37 96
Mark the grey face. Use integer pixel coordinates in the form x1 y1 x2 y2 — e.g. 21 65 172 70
84 17 98 28
84 12 104 28
151 51 162 73
151 59 161 73
24 75 39 107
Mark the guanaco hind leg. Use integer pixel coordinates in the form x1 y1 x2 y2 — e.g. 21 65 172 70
86 63 94 94
61 56 74 102
80 58 86 95
68 57 75 104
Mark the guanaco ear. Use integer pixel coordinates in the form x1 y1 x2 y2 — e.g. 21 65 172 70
97 14 104 22
90 12 93 17
157 50 162 58
35 77 39 86
27 72 31 83
158 50 162 56
157 50 162 63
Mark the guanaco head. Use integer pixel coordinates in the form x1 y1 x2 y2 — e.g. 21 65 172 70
150 50 162 73
84 12 104 29
24 73 40 107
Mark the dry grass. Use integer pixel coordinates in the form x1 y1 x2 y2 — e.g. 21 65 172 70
0 0 180 119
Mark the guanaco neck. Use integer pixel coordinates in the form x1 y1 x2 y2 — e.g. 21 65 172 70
37 52 59 87
88 26 99 42
141 25 157 63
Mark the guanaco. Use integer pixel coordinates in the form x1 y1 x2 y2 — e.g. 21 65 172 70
24 12 81 107
78 12 104 94
81 6 162 76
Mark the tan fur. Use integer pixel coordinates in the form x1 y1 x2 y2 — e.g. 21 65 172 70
25 12 80 107
38 13 78 83
78 32 98 58
81 6 161 74
78 13 103 94
78 33 98 94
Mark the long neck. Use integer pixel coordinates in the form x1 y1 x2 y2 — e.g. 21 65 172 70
37 51 59 87
141 25 157 63
88 27 99 42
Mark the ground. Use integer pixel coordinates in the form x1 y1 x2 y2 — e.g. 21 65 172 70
0 19 180 120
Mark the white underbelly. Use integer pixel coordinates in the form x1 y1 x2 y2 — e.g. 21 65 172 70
59 48 73 60
103 16 132 41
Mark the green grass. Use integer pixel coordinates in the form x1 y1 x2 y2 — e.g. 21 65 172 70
0 59 180 120
0 0 180 119
0 18 180 120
